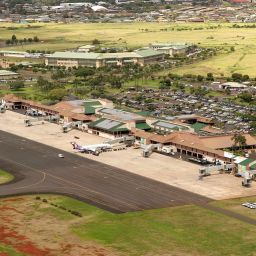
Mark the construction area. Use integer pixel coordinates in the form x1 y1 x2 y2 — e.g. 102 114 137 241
1 110 256 200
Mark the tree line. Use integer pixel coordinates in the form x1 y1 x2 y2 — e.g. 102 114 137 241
5 34 39 46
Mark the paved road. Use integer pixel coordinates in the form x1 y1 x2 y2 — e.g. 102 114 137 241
0 130 210 213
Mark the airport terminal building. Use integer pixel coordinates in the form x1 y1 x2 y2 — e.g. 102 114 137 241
3 94 256 164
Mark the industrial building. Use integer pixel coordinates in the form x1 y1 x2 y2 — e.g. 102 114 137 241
77 45 96 53
0 50 27 58
0 70 19 80
219 82 248 91
150 120 191 134
0 50 42 58
149 42 191 57
45 49 165 68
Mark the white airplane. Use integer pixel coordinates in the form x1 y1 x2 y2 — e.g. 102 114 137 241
71 142 112 155
0 100 6 113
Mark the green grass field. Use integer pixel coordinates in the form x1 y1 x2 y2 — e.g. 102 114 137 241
0 169 14 184
211 196 256 222
0 244 25 256
33 195 256 256
1 22 256 76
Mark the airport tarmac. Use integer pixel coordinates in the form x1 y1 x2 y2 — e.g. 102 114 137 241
1 110 256 200
0 130 211 213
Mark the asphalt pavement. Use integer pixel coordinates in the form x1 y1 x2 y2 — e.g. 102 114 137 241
0 130 210 213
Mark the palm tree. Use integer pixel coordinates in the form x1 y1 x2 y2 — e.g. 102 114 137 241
231 134 247 150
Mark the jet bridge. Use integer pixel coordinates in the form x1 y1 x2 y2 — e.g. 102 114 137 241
199 163 235 179
200 164 256 187
25 108 44 117
24 115 60 127
142 144 162 158
105 136 135 147
62 121 82 133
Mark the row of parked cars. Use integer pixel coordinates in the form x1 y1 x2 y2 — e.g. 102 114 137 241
242 202 256 209
120 89 256 133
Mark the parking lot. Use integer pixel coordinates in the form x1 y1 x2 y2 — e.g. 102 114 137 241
121 89 256 134
1 110 256 200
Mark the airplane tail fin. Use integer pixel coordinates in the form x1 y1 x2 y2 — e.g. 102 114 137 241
71 142 78 149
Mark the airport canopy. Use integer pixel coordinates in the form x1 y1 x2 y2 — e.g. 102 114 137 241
152 120 189 131
191 122 208 132
84 100 102 114
238 158 255 167
135 122 151 131
88 118 128 132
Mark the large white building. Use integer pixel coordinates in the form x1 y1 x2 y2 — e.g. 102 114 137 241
149 42 191 57
45 49 165 68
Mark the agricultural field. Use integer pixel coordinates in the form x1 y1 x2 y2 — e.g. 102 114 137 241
1 194 256 255
1 22 256 76
170 46 256 77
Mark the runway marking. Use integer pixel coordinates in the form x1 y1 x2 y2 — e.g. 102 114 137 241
0 131 210 211
68 161 205 202
0 156 143 212
45 171 144 211
0 136 187 202
14 172 46 190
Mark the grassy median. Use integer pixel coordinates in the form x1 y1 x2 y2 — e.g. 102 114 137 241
0 169 14 185
211 196 256 222
30 195 256 256
2 194 256 255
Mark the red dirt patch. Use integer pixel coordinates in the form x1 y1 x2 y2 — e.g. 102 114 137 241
0 226 50 255
0 196 115 256
0 206 23 214
2 198 25 202
15 242 50 256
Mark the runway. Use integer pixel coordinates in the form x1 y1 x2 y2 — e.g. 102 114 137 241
0 130 212 213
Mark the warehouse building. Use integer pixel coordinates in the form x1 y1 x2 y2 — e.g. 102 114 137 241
149 42 191 57
45 49 165 68
0 51 42 58
0 70 19 80
0 50 27 58
219 82 248 91
77 45 96 53
151 120 191 134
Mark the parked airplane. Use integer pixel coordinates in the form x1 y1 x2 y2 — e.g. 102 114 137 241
0 99 6 113
71 142 112 155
